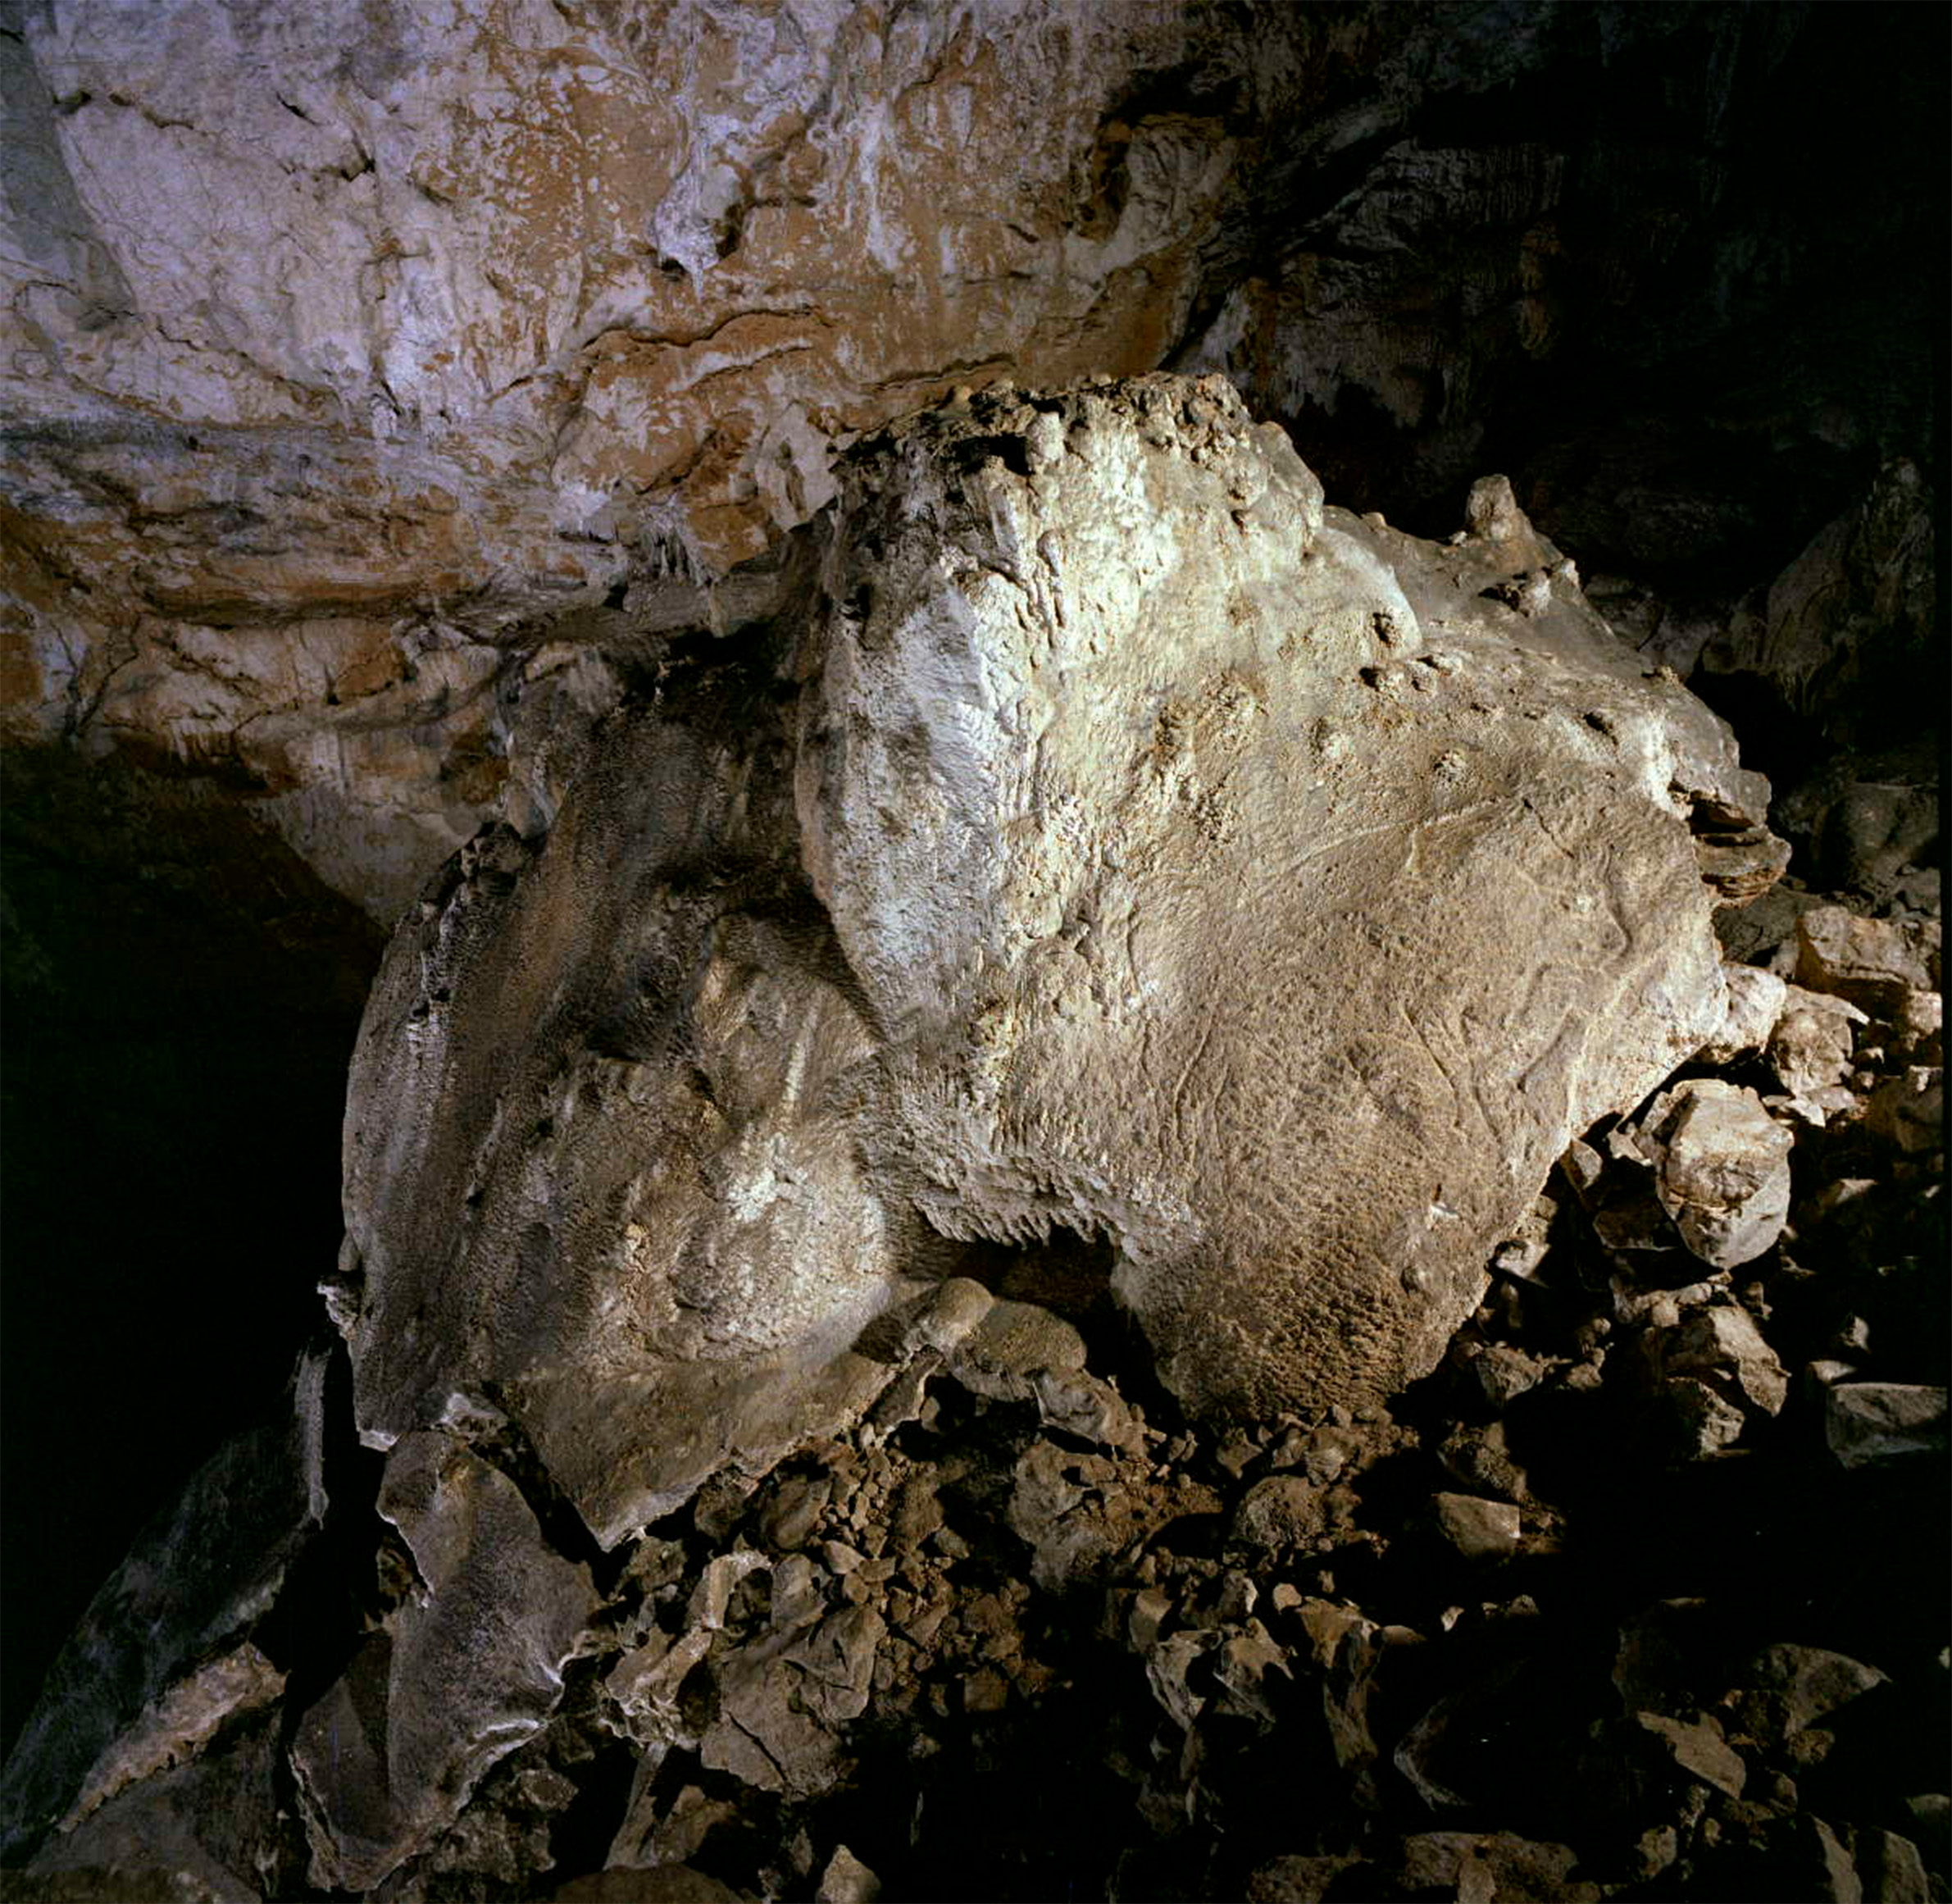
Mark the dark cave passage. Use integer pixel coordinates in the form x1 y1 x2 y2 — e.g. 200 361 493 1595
0 749 380 1756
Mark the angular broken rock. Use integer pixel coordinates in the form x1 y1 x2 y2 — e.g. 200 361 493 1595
1795 906 1941 1014
1431 1492 1522 1560
340 372 1773 1560
1768 985 1868 1112
0 1354 327 1866
1727 1644 1889 1744
291 1434 596 1893
1633 1080 1794 1269
1696 963 1790 1066
1824 1383 1950 1469
1661 1305 1790 1418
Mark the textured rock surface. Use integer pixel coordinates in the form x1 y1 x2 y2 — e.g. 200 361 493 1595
290 1433 596 1892
2 883 1944 1896
0 7 1943 1897
339 374 1772 1544
5 1 1934 926
0 1354 326 1865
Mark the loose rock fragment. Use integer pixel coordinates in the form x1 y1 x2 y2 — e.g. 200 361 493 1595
1635 1080 1795 1268
1768 985 1868 1110
1431 1493 1522 1560
1632 1710 1748 1797
1661 1305 1790 1417
1698 963 1790 1064
1795 906 1941 1013
1824 1383 1949 1468
816 1844 884 1904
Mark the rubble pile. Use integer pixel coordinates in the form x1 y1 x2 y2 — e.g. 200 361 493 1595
7 882 1942 1902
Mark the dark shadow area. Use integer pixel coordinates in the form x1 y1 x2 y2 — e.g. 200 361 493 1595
0 746 382 1757
1203 2 1947 600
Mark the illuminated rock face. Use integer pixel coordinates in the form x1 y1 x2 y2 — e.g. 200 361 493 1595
339 374 1775 1544
11 2 1895 930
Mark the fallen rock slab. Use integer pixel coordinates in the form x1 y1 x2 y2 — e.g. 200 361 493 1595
1795 906 1941 1013
338 374 1778 1542
1824 1383 1950 1469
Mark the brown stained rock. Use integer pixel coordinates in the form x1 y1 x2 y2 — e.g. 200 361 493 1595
1431 1493 1522 1561
1232 1477 1329 1553
7 2 1501 922
1795 906 1942 1013
1634 1081 1794 1269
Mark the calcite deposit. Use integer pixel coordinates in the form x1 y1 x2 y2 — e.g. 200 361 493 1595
336 374 1776 1552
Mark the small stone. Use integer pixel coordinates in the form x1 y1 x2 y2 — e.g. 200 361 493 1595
1463 1343 1548 1409
960 1669 1009 1714
1864 1066 1944 1153
758 1476 832 1552
1437 1422 1529 1501
817 1844 884 1904
1826 1383 1949 1468
1431 1492 1521 1560
1635 1080 1794 1269
1233 1476 1326 1551
1666 1376 1750 1458
1633 1709 1747 1797
1127 1586 1173 1651
1215 1433 1260 1479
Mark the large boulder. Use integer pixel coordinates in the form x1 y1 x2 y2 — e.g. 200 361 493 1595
339 374 1773 1545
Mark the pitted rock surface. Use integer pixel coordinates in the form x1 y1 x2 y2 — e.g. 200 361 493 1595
340 373 1775 1541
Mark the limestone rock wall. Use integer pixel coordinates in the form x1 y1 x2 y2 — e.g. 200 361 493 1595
8 0 1928 924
